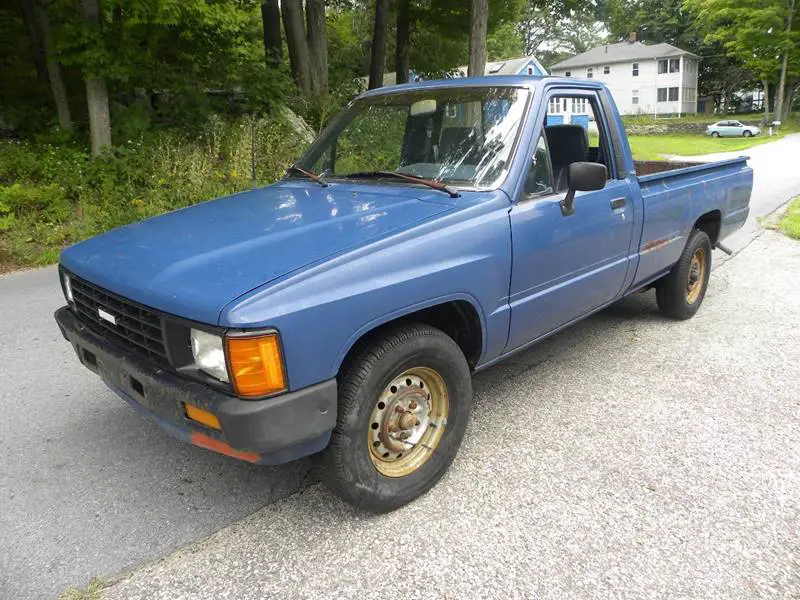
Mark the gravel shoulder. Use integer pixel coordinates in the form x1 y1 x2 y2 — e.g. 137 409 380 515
101 230 800 600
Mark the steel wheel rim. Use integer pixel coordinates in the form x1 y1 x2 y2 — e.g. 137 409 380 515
686 247 706 304
367 366 449 478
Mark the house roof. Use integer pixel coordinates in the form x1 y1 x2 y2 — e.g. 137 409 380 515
454 55 547 77
550 42 698 70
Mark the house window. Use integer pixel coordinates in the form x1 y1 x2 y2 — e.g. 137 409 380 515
527 66 534 75
603 65 610 74
658 59 668 74
632 90 639 105
586 67 593 78
668 87 679 101
669 58 680 73
565 71 571 77
657 88 667 102
571 98 587 113
548 97 561 114
632 63 639 76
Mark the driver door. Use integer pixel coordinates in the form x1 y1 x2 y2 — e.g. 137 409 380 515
505 92 636 351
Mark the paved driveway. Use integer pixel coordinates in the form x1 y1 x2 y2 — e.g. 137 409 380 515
103 231 800 599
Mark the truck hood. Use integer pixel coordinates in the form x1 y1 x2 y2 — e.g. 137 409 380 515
60 182 454 324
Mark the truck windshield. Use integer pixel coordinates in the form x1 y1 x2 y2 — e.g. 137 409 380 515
295 86 530 190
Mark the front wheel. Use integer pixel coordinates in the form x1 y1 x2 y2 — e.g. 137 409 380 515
711 131 720 138
743 130 753 137
319 323 472 513
656 230 712 320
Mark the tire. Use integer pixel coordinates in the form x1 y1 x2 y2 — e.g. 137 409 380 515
711 131 720 138
656 229 712 320
743 130 752 137
319 323 472 513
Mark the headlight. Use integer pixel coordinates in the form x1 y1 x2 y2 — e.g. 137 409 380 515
62 273 74 303
191 329 229 383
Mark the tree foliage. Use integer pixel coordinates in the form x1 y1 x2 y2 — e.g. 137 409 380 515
688 0 800 119
606 0 758 111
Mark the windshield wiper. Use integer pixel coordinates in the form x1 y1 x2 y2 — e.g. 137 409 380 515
342 171 460 198
286 164 328 187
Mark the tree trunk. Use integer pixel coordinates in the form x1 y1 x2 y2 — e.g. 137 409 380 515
282 0 312 94
85 77 111 155
19 0 49 87
306 0 328 94
395 0 411 85
80 0 111 154
261 0 282 67
762 78 770 125
782 79 798 122
368 0 389 89
468 0 488 77
774 0 796 122
33 1 73 131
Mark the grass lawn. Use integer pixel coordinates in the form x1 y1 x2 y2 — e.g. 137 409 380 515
622 112 766 126
779 197 800 240
627 133 784 160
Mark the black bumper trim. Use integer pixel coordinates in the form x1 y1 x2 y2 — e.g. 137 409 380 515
55 306 337 462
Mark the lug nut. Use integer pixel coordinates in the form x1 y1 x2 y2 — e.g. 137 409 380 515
415 419 420 426
409 400 417 409
394 405 404 413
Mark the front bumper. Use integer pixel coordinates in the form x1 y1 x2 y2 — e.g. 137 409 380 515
55 306 337 465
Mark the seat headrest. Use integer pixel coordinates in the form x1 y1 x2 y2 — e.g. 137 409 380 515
544 125 589 167
439 127 478 163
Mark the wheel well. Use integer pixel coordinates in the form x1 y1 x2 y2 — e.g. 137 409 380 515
341 300 484 372
694 210 721 246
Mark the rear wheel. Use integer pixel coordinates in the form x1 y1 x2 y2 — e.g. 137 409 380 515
656 230 712 320
319 323 472 513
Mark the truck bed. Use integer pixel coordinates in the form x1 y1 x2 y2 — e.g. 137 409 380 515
631 156 753 289
634 160 704 176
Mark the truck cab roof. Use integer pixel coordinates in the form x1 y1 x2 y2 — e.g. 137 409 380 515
355 75 609 101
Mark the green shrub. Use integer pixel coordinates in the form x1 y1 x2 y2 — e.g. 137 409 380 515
0 113 310 269
0 183 71 222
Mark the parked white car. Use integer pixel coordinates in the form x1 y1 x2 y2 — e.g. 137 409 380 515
706 120 761 138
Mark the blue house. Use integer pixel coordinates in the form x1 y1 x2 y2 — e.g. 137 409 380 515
454 55 548 78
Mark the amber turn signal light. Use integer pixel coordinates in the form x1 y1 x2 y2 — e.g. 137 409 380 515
184 403 221 430
227 333 287 398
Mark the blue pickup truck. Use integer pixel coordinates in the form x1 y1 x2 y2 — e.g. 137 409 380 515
55 76 752 512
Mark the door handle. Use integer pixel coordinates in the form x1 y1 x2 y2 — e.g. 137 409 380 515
610 198 626 210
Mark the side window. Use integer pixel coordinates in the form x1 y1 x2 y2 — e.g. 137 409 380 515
542 93 611 191
524 135 553 196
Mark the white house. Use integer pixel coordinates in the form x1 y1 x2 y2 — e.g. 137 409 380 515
549 39 699 116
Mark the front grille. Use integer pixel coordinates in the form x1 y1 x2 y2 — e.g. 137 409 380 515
69 276 169 365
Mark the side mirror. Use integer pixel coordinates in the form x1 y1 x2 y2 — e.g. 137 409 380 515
560 162 608 216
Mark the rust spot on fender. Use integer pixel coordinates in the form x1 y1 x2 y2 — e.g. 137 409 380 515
190 431 260 463
641 235 681 254
642 238 670 252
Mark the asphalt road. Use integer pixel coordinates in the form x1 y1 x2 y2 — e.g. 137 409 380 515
104 230 800 599
0 267 314 599
1 134 798 598
670 132 800 253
